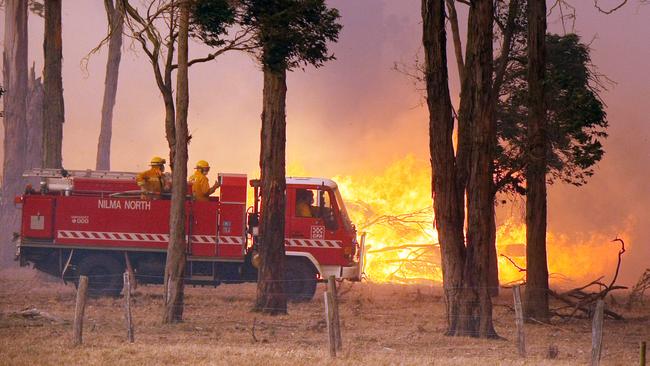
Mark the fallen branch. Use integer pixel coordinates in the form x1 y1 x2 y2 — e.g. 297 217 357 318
500 237 628 320
8 307 68 324
549 289 623 320
626 268 650 309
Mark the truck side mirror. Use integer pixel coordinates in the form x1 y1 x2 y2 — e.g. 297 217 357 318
247 212 259 230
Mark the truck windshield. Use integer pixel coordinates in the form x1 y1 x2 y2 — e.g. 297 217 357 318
333 188 353 232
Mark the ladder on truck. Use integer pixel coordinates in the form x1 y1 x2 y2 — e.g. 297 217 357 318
23 168 138 180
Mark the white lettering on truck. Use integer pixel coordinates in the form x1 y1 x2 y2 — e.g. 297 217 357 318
98 199 151 211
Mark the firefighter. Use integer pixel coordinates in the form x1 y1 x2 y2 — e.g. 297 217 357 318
136 156 169 199
295 189 314 217
189 160 220 201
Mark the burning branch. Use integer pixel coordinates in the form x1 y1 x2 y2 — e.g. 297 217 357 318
368 244 436 254
626 268 650 309
499 237 628 320
500 254 526 272
355 204 440 284
550 237 627 320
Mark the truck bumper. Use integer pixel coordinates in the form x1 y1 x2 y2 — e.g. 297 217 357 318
320 263 361 281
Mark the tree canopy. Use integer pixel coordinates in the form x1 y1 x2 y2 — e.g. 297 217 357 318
189 0 237 48
238 0 342 72
495 33 608 194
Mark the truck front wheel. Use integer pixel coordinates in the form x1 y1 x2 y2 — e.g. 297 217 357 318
284 258 317 302
76 254 124 297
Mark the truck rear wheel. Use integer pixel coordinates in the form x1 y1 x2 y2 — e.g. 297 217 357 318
284 258 317 302
76 254 123 297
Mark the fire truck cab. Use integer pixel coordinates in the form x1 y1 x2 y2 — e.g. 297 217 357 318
15 169 364 300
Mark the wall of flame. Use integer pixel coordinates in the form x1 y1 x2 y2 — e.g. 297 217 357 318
333 156 630 288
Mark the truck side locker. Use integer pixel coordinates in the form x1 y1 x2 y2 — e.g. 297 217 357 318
217 173 248 259
21 196 55 240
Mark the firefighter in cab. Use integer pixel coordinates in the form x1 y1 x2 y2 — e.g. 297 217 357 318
296 189 315 217
136 156 172 199
189 160 220 201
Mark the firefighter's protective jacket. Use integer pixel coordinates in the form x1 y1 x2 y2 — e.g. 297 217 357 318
296 201 313 217
189 171 217 201
136 167 164 194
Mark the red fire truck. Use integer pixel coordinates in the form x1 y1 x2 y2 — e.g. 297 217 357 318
15 169 365 300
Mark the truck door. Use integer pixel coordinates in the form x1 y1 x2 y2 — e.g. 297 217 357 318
288 187 338 244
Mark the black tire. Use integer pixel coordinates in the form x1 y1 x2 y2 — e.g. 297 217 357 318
284 258 317 302
76 254 123 297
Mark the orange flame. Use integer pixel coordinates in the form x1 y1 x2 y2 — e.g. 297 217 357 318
334 156 628 286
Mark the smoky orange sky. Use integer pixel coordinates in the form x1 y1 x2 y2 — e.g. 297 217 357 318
1 1 648 284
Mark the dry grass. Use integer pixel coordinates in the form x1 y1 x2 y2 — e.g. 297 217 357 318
0 267 648 365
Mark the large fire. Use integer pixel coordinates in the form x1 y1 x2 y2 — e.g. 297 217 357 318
334 156 627 287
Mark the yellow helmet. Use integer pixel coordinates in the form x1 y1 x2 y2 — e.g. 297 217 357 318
150 156 166 166
196 160 210 169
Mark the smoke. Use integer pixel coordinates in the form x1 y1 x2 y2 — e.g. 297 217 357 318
0 1 648 283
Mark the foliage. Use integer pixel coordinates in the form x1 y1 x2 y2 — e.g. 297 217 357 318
239 0 342 72
189 0 237 48
495 33 608 194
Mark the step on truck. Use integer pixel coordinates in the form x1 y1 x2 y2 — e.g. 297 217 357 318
15 168 365 300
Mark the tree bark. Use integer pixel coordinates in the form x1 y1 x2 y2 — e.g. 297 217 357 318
423 0 498 338
96 0 124 171
1 0 28 265
487 195 499 297
445 0 464 83
42 0 64 169
254 66 288 315
27 65 44 170
458 0 497 338
487 0 521 298
422 0 465 335
163 19 177 167
162 0 189 324
524 0 550 322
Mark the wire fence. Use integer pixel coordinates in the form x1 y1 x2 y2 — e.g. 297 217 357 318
2 270 647 364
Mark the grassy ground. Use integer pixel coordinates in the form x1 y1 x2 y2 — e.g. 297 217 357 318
0 268 647 365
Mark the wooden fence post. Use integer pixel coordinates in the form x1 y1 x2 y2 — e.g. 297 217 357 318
324 291 336 358
513 285 526 357
591 299 605 366
124 252 137 290
72 275 88 346
123 272 134 343
640 341 646 366
327 275 342 351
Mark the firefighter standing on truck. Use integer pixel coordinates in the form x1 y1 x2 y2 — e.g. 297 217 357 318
136 156 169 199
189 160 220 201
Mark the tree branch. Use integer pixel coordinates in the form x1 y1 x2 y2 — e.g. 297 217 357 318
445 0 464 83
492 0 520 98
593 0 628 14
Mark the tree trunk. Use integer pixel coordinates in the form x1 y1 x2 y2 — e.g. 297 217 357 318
524 0 550 322
163 12 177 167
27 65 44 170
42 0 64 169
486 0 520 298
254 66 288 315
422 0 466 335
1 0 29 265
487 195 499 297
458 0 497 338
423 0 498 338
96 0 124 171
444 0 464 83
162 0 189 324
